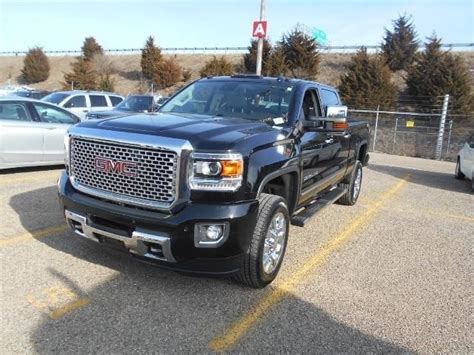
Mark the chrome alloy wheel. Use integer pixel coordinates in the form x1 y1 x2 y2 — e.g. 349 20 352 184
262 211 287 274
353 167 362 200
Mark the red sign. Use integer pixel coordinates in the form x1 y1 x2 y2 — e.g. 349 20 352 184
252 21 267 38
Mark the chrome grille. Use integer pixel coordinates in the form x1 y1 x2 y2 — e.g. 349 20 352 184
70 138 177 209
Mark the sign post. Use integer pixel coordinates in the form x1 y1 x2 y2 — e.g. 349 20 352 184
253 0 267 76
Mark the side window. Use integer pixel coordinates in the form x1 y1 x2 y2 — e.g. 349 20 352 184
32 103 79 124
0 102 33 121
64 95 86 108
299 89 322 120
90 95 108 107
110 96 123 106
320 89 340 110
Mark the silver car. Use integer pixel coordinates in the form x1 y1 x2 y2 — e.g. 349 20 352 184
0 97 81 170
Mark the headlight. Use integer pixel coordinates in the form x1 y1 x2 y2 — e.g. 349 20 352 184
189 152 243 191
64 133 70 169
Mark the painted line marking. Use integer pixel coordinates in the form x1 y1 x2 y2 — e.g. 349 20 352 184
0 171 61 186
27 285 90 320
0 224 67 247
208 176 410 352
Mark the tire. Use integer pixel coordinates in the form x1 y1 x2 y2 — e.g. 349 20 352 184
454 158 465 180
337 160 363 206
235 193 289 288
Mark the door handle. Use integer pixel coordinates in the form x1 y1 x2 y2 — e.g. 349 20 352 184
47 126 56 130
324 138 334 144
83 110 89 113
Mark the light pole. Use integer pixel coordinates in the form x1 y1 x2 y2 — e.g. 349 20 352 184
255 0 267 76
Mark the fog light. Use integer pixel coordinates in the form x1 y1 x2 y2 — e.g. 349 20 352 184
194 223 229 248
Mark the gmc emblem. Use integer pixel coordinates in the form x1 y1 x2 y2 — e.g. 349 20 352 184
94 157 138 177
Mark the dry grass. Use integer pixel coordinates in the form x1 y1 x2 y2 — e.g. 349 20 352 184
0 52 472 96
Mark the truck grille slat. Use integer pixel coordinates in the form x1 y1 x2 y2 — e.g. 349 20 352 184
70 138 177 208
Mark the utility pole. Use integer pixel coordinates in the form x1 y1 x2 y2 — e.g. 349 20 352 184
255 0 267 76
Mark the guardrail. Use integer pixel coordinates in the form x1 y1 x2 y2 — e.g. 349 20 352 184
1 43 472 56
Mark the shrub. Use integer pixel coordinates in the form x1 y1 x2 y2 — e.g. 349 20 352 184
280 26 320 79
406 35 473 113
21 47 50 83
381 15 419 71
97 73 115 92
199 56 234 77
154 58 182 89
243 39 272 74
182 68 192 82
141 36 162 81
338 47 397 109
63 57 97 90
265 46 289 76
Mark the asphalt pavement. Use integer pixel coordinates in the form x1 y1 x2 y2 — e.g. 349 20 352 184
1 153 472 353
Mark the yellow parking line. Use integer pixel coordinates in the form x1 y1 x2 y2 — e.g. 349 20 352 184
0 171 61 186
208 176 410 352
0 224 67 248
49 298 91 320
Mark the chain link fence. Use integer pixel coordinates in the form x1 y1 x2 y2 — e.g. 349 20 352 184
349 96 473 161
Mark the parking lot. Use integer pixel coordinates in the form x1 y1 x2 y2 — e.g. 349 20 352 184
1 152 472 353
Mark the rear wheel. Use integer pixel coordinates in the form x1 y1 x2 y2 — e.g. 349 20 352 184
337 160 363 206
454 158 465 179
235 193 289 288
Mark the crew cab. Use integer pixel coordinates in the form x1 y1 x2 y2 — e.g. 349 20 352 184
58 76 370 288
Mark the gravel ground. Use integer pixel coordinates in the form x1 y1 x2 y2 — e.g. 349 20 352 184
0 153 472 353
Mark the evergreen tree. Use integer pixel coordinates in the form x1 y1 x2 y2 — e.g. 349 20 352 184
265 46 289 76
141 36 162 81
338 47 397 109
154 58 182 89
381 15 419 71
280 26 320 79
406 35 473 113
243 39 272 74
199 56 234 77
21 47 50 83
81 37 104 61
63 58 97 90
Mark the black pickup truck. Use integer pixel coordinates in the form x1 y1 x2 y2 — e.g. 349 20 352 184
58 76 370 288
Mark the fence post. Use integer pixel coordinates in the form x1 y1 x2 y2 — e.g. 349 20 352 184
435 94 449 160
392 117 398 154
446 119 453 158
372 105 380 152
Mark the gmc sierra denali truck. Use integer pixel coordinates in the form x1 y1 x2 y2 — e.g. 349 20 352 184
58 76 370 288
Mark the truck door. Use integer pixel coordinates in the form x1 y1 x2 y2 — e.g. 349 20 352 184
299 88 342 205
319 88 352 174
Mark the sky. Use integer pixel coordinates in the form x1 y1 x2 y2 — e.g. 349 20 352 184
0 0 472 52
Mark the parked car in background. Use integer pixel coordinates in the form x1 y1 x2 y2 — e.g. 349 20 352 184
85 95 161 120
0 97 80 170
455 133 474 191
14 89 51 100
42 91 124 120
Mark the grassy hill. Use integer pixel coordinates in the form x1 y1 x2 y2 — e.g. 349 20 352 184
0 52 472 96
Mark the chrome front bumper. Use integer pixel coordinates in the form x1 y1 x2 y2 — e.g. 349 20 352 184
65 210 176 263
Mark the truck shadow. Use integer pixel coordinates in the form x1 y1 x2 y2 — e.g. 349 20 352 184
10 186 410 352
368 163 472 194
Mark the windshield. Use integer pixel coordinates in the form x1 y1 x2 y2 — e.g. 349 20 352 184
159 80 295 122
116 96 153 112
42 92 68 104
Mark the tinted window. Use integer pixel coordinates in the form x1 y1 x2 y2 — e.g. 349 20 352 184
0 102 32 121
110 96 123 106
42 92 69 104
64 95 86 108
116 96 153 112
90 95 108 107
320 89 340 107
160 81 295 122
32 103 79 124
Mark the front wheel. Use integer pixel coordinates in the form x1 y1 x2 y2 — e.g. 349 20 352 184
235 193 289 288
337 160 363 206
454 158 465 180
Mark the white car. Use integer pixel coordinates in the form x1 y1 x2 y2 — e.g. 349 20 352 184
455 133 474 191
0 97 81 170
42 91 124 120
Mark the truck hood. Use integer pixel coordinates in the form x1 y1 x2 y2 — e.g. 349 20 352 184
76 112 290 151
